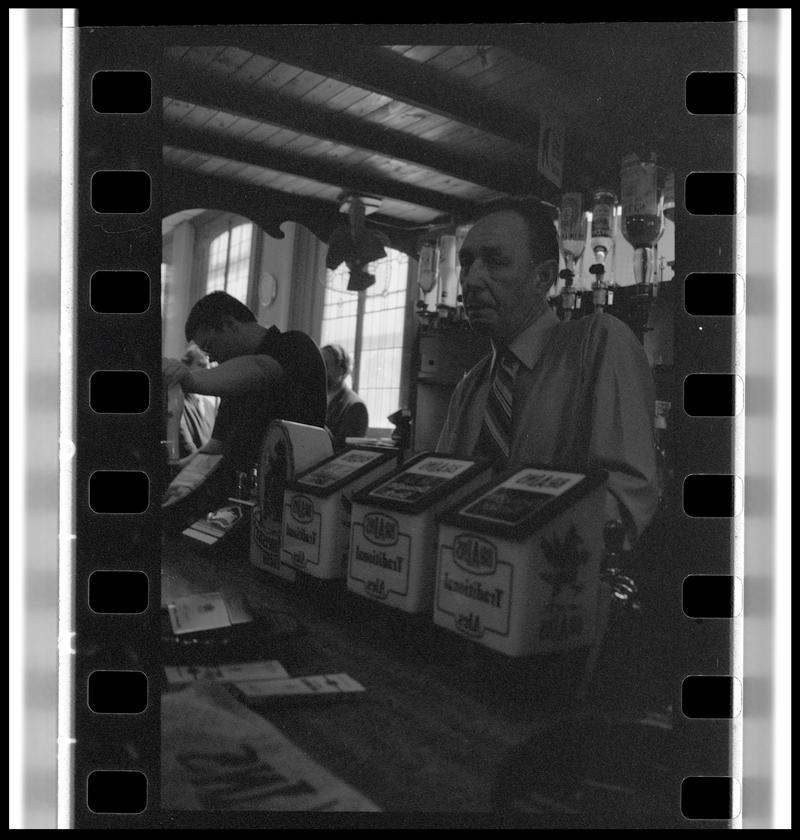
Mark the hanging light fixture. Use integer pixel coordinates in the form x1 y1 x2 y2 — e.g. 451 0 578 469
325 193 390 291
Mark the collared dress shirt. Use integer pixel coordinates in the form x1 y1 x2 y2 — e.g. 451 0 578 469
436 308 658 544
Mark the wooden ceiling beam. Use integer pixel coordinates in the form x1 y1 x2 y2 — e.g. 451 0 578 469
163 123 474 220
224 36 545 149
163 55 547 199
163 164 428 255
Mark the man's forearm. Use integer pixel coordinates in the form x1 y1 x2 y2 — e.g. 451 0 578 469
184 356 283 397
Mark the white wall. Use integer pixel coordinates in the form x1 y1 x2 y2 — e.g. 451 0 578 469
254 223 297 332
162 220 196 359
161 215 303 357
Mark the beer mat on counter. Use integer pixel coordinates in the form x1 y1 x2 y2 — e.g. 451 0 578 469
166 591 251 635
161 682 381 811
161 606 307 665
182 504 251 548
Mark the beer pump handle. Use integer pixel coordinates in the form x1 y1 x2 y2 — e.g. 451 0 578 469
387 407 412 466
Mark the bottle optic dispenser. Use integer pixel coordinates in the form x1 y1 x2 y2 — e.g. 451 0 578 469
589 188 617 310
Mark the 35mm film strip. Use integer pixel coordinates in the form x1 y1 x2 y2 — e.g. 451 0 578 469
64 16 756 830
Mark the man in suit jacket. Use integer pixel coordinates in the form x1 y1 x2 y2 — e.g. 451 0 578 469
436 198 657 548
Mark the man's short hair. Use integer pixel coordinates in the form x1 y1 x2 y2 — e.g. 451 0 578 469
470 197 559 268
185 291 256 343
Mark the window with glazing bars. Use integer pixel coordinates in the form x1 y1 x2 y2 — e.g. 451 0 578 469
320 249 410 430
205 221 253 304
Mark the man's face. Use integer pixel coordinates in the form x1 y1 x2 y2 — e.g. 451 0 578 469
192 320 240 364
459 210 549 343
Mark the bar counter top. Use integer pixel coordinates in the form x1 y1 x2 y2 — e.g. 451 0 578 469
160 531 600 816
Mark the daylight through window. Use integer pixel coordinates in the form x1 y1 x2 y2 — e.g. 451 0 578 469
320 250 410 430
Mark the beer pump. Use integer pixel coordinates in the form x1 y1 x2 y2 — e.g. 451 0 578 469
557 192 588 320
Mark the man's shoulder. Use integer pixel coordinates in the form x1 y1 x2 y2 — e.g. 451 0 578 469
260 327 314 351
258 329 324 366
279 328 317 346
344 388 367 408
556 311 640 348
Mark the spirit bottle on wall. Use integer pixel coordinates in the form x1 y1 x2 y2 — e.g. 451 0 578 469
416 241 439 325
437 234 459 321
620 154 666 341
558 192 587 320
589 188 617 311
620 153 665 280
590 188 617 264
417 241 439 300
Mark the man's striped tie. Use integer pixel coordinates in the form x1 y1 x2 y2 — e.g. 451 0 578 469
481 349 518 460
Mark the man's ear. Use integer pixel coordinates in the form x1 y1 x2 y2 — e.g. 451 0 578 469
534 258 559 293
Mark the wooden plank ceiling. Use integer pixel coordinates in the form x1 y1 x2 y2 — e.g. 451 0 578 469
161 23 725 255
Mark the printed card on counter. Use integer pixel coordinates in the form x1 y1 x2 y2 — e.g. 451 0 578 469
167 591 254 635
235 673 365 700
165 660 289 686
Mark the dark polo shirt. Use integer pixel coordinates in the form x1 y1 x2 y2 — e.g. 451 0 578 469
211 326 327 478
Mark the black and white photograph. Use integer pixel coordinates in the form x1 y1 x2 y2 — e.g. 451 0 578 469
80 19 742 828
8 11 788 831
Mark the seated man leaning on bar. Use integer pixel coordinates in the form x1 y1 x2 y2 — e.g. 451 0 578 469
436 197 658 548
162 291 327 518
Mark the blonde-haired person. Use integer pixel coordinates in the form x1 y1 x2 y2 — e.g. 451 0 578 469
322 344 368 450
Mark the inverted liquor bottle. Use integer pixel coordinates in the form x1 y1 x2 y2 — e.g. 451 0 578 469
436 234 460 323
620 154 665 283
558 192 587 320
588 188 618 311
619 154 666 340
415 240 439 325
